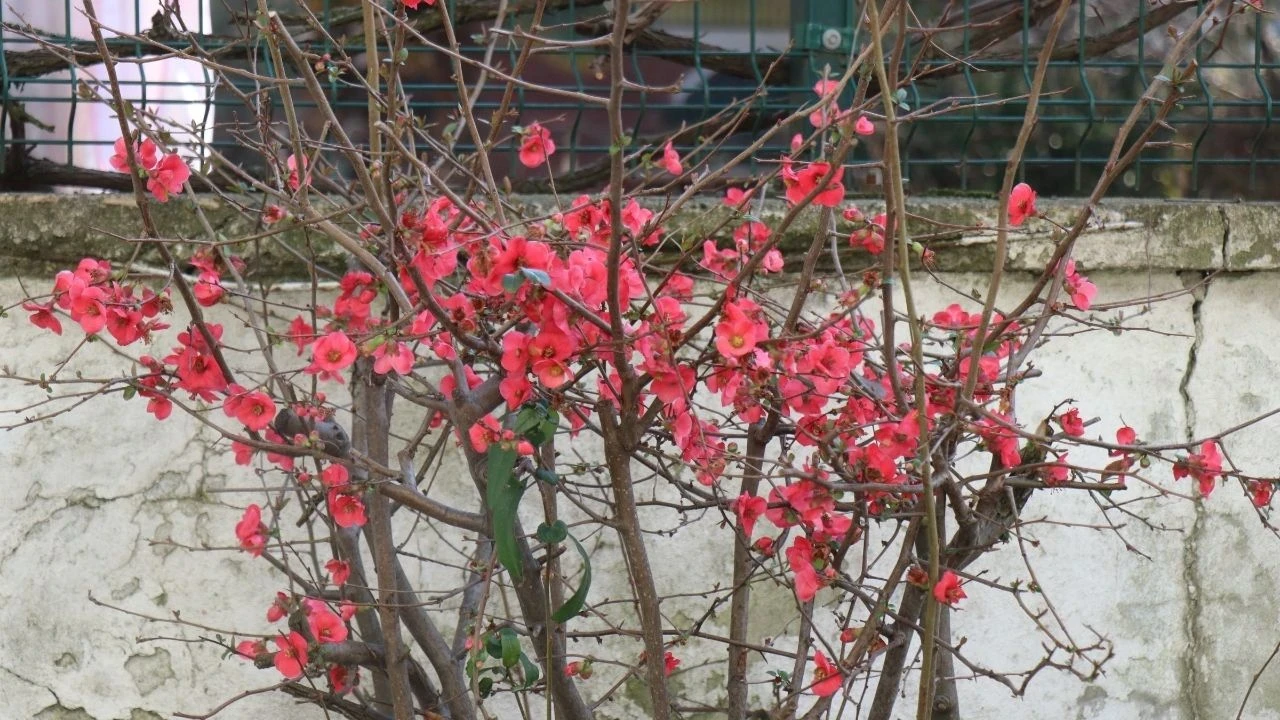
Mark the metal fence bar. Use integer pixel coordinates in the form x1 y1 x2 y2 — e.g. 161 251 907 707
1 0 1276 198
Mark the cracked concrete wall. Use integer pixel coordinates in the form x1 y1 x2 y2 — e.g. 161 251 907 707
4 196 1280 719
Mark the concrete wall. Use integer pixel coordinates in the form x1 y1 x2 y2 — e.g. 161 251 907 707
3 195 1280 719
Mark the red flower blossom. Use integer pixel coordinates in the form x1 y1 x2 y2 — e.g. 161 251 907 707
235 504 268 556
1044 456 1070 486
854 115 875 136
273 631 309 679
287 153 310 191
932 570 967 606
1173 440 1224 497
286 315 315 355
193 272 224 307
811 651 843 696
715 302 761 359
1063 259 1097 310
1008 182 1038 226
307 331 357 381
22 301 62 335
267 591 290 622
307 605 349 644
786 536 826 602
236 639 267 661
660 140 683 175
782 160 844 207
1251 481 1273 508
109 137 158 173
1058 408 1085 437
468 415 503 453
328 490 367 528
328 665 358 694
663 652 680 677
226 389 276 432
326 558 351 586
519 122 556 168
733 493 767 539
402 0 437 8
753 536 775 557
321 463 350 489
372 341 413 376
146 153 190 203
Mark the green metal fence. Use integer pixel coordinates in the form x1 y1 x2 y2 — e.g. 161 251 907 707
1 1 1277 198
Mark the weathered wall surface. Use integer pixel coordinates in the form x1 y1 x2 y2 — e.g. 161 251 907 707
2 195 1280 719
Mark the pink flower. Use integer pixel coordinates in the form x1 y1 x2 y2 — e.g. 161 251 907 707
328 490 367 528
307 605 349 644
714 302 760 358
724 187 755 209
854 115 875 136
321 463 350 489
147 154 190 203
232 390 276 432
468 415 502 453
402 0 436 8
733 493 767 539
235 504 268 556
287 153 310 191
1173 440 1224 497
273 631 309 679
372 341 414 376
108 137 158 173
518 122 556 168
786 536 825 602
307 331 357 380
1058 408 1084 437
231 441 254 466
811 651 843 697
287 315 315 355
782 160 844 207
809 79 842 128
1113 426 1137 451
22 301 62 335
663 652 680 677
328 665 357 694
236 639 267 661
193 272 224 307
267 591 290 622
1063 259 1097 311
146 397 173 421
326 558 351 586
1008 182 1038 226
1251 481 1273 508
1044 457 1070 486
660 140 683 175
932 570 966 606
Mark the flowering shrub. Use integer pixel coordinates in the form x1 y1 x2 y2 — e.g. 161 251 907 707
2 1 1271 720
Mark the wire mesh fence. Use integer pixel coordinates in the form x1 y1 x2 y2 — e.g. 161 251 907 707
1 1 1276 198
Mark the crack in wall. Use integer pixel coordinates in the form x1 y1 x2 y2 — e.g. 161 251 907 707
1177 272 1208 720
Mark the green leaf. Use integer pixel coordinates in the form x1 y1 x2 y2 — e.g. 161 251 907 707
487 445 526 581
478 676 494 697
502 272 525 293
122 385 137 401
534 468 560 485
500 627 521 668
519 653 541 688
551 533 592 623
484 632 503 660
514 402 558 446
536 520 568 545
520 267 552 288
